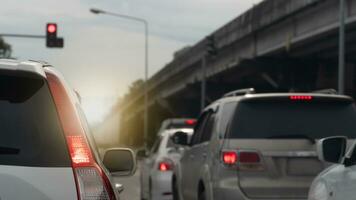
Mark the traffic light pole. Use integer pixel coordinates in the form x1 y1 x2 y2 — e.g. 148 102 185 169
201 54 207 111
0 33 45 39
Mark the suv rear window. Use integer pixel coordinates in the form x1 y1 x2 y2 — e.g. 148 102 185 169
228 101 356 139
0 73 71 167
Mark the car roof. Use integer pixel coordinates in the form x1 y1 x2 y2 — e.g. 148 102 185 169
204 93 353 112
159 128 194 137
0 59 46 77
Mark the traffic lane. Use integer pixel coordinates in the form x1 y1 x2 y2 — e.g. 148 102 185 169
114 161 141 200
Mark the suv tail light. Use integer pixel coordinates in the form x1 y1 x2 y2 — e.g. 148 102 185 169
222 151 238 165
222 150 263 171
239 151 260 163
46 70 116 200
75 167 111 200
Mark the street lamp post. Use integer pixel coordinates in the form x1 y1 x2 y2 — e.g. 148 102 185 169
338 0 346 94
90 8 149 150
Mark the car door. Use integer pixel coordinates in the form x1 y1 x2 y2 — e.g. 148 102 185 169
192 112 216 199
142 137 162 195
180 112 210 199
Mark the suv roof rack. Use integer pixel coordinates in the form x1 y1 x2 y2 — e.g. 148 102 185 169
312 88 338 95
223 88 255 98
28 60 53 67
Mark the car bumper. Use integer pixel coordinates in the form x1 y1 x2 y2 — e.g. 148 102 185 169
213 187 307 200
151 171 173 200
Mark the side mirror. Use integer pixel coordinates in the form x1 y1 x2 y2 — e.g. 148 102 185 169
171 131 189 146
317 136 347 164
103 148 137 176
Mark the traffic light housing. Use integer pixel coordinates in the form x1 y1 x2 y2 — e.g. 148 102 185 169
46 23 64 48
206 35 218 56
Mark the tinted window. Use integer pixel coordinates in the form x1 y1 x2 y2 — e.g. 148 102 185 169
0 74 71 167
200 113 215 143
190 113 209 145
219 102 237 134
228 101 356 139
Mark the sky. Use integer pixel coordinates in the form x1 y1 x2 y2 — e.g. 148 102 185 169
1 0 262 124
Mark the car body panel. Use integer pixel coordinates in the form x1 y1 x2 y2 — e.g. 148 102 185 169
226 139 324 199
0 165 77 200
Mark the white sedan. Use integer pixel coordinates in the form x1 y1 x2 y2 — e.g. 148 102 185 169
140 128 193 200
308 136 356 200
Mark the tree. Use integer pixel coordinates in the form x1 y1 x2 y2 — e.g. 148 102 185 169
0 37 12 58
119 79 145 106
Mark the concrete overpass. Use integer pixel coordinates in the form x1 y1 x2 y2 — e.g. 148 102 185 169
118 0 356 146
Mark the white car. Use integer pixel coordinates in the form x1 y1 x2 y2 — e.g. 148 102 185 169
0 59 136 200
140 128 193 200
309 136 356 200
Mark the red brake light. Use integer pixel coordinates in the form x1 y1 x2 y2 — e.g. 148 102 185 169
239 152 260 163
289 95 313 101
185 119 197 126
66 135 93 167
47 24 57 33
45 69 115 200
222 151 238 165
158 162 172 171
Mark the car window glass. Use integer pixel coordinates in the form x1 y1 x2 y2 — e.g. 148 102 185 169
151 137 162 154
228 101 356 139
200 113 216 143
0 74 71 167
219 102 237 135
191 112 210 145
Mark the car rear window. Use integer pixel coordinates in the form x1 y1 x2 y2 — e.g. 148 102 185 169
0 73 71 167
166 122 195 130
228 101 356 139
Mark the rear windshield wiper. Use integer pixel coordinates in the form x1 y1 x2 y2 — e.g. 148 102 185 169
267 134 315 144
0 147 20 154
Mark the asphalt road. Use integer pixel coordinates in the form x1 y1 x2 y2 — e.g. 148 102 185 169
114 162 141 200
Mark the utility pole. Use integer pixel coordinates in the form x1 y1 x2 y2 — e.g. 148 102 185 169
201 35 218 111
338 0 346 94
201 55 207 111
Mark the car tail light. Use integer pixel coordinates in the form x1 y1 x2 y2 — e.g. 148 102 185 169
158 162 171 171
185 119 197 126
290 95 313 101
222 150 263 170
222 151 238 165
239 151 260 163
158 158 174 171
45 69 116 200
75 167 111 200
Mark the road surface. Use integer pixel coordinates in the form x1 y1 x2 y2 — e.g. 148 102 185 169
114 161 141 200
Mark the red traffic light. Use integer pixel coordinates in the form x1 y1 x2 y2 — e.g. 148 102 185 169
47 24 57 33
46 23 63 48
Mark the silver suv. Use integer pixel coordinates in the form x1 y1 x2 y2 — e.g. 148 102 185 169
0 59 136 200
172 90 356 200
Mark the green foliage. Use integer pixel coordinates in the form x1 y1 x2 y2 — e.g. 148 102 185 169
119 79 145 105
0 37 12 58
